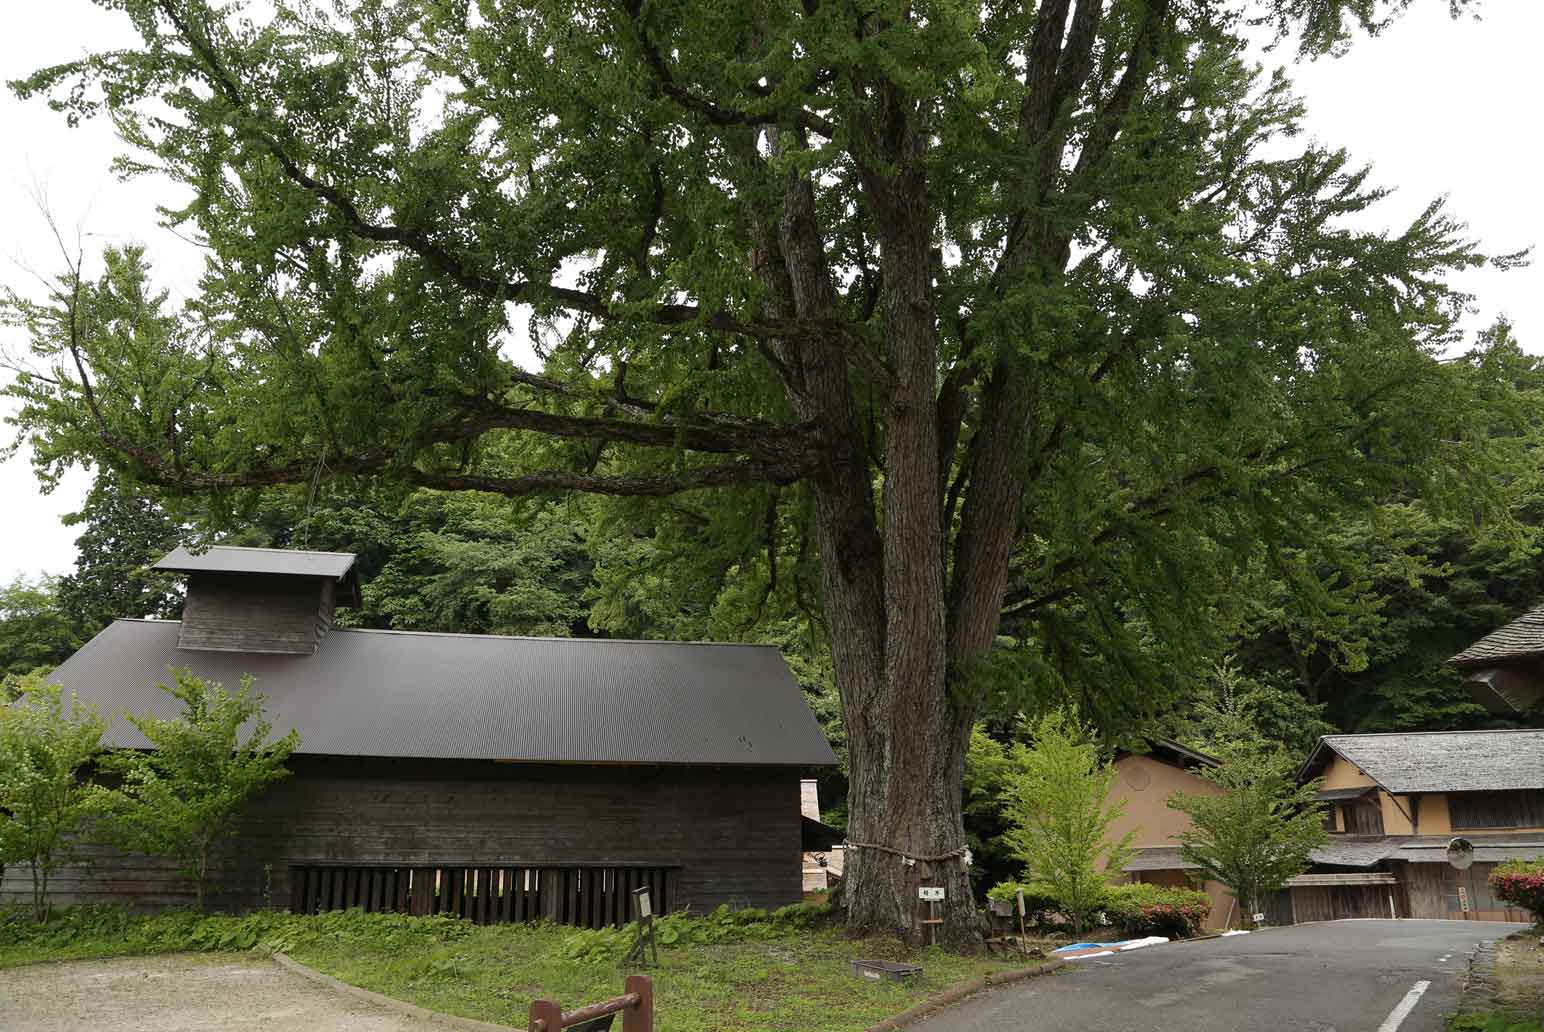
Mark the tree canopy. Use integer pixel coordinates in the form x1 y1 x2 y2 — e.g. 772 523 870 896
4 0 1523 942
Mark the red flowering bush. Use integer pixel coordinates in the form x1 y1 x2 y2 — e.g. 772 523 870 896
1490 861 1544 924
1103 883 1212 939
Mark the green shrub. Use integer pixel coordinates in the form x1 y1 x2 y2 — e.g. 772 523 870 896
1447 1014 1544 1032
1102 883 1211 939
984 881 1065 927
1490 861 1544 924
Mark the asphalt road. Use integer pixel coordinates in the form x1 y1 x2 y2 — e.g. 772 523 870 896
915 919 1528 1032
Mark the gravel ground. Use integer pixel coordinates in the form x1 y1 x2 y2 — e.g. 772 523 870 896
0 953 449 1032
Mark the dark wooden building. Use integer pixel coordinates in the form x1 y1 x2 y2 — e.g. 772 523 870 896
1450 605 1544 715
0 547 836 924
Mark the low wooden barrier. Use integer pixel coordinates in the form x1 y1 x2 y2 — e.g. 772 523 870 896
529 975 653 1032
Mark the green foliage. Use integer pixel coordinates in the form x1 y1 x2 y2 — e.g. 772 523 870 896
1102 883 1212 939
983 881 1061 928
99 670 298 909
963 726 1018 893
1490 861 1544 925
556 902 834 964
0 904 471 966
1169 750 1328 928
0 679 108 920
1 0 1521 743
1230 325 1544 733
1002 710 1134 935
0 577 79 681
1166 660 1334 759
1448 1016 1544 1032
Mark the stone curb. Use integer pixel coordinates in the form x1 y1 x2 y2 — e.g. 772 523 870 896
860 958 1069 1032
272 952 523 1032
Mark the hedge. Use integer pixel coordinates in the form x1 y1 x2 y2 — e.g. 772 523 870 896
1490 860 1544 924
1102 883 1212 939
985 880 1211 938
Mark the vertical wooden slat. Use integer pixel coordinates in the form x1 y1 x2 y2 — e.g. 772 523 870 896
344 868 358 910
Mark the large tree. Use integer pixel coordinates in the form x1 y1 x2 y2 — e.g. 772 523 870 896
4 0 1519 942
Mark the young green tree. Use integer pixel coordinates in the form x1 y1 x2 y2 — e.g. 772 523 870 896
7 0 1516 942
101 670 298 910
1169 750 1328 929
0 678 108 921
1003 710 1134 934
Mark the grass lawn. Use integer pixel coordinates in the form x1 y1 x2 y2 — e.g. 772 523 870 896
0 904 1052 1032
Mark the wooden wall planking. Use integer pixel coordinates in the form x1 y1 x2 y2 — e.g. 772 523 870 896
176 573 333 654
0 757 803 914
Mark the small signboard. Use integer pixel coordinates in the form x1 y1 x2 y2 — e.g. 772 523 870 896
918 886 945 901
625 887 658 966
1457 886 1471 914
1015 887 1026 918
1252 912 1266 924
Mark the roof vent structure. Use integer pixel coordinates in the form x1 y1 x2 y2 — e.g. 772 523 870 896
152 546 360 656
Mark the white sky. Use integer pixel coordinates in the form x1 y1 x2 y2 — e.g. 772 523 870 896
1 1 1541 584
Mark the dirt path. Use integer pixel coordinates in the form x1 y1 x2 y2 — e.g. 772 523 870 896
0 953 451 1031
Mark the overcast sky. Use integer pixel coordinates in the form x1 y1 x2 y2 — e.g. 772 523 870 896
1 2 1541 585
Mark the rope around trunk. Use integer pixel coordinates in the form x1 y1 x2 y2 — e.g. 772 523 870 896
843 840 968 863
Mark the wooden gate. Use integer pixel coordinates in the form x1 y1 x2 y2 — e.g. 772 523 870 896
288 864 675 928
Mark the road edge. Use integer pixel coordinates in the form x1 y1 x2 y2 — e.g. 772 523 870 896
860 958 1069 1032
272 952 523 1032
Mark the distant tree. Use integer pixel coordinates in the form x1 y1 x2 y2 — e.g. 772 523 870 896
1229 325 1544 733
1003 709 1134 934
56 471 183 635
0 576 79 679
0 678 108 921
1166 660 1334 759
1169 749 1327 929
101 671 298 910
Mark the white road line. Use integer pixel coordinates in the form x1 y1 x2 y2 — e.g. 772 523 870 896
1376 980 1432 1032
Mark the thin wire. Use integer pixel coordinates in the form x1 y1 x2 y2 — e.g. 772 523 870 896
299 444 328 550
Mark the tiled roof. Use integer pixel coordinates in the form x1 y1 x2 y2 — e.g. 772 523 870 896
1300 730 1544 794
1450 604 1544 667
1123 847 1199 872
1309 838 1403 868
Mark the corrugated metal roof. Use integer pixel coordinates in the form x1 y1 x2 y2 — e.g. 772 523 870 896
1307 730 1544 794
1450 604 1544 667
49 620 837 767
153 545 357 581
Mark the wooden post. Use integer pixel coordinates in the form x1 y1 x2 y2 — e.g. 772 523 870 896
528 998 562 1032
623 974 653 1032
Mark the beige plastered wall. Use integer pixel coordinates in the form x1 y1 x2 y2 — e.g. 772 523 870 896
1105 754 1239 929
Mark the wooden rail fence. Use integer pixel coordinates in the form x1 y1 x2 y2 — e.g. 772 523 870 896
288 864 675 928
530 975 653 1032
